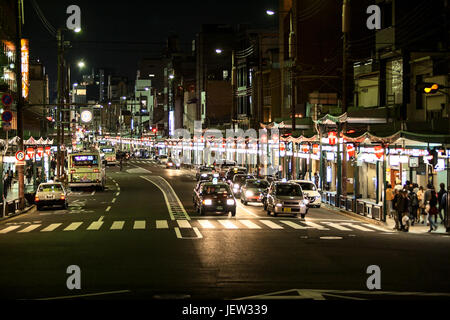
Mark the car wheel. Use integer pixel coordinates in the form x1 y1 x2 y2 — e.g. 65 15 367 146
301 214 306 219
231 209 236 217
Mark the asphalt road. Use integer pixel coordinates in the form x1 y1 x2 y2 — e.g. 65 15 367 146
1 159 450 301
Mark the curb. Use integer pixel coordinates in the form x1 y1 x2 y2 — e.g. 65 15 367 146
0 205 36 223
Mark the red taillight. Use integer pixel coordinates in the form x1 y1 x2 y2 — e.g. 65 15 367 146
70 169 76 174
93 169 99 173
60 195 65 200
35 196 39 202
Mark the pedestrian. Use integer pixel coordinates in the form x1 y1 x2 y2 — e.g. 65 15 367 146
441 188 449 232
392 189 401 230
437 183 446 224
409 186 419 226
428 189 439 232
423 183 434 226
314 172 319 188
395 190 409 231
417 185 425 223
385 183 394 218
3 172 8 199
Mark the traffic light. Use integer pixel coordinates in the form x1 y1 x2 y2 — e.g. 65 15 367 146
416 82 441 94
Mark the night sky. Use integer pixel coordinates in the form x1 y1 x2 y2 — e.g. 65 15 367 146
23 0 278 94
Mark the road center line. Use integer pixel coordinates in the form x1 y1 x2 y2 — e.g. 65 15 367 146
106 206 111 212
112 198 116 203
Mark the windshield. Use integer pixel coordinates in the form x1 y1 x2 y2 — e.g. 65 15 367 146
71 155 99 167
247 180 269 189
276 184 303 197
202 185 231 195
39 184 63 192
299 182 316 191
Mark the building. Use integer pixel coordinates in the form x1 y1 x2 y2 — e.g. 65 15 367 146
28 59 50 136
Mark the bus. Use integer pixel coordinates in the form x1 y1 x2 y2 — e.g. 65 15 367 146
68 151 106 190
100 146 117 166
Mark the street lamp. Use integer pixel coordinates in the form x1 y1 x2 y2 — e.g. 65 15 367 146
215 48 223 54
266 10 275 16
77 61 85 69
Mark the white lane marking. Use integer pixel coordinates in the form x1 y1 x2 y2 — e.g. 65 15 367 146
193 227 203 239
117 188 121 191
87 221 103 230
0 225 21 234
106 206 111 212
18 224 42 233
239 220 261 229
303 221 330 230
237 203 259 217
91 191 96 196
341 223 374 232
41 223 62 232
362 224 389 232
320 236 343 240
174 227 182 238
64 222 83 231
259 220 284 229
177 220 192 229
98 216 104 222
198 220 215 229
112 198 116 203
156 220 169 229
116 192 120 196
111 221 125 230
322 222 353 231
133 221 146 230
218 220 238 229
280 220 307 229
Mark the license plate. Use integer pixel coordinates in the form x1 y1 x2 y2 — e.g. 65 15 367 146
46 195 54 200
283 208 291 213
217 206 223 210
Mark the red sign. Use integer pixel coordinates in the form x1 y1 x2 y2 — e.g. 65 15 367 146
26 147 35 160
374 145 384 159
347 144 355 157
280 142 285 152
37 147 44 157
45 146 51 156
15 151 25 161
328 131 337 145
302 144 309 153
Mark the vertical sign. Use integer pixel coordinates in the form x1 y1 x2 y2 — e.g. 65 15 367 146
21 39 29 100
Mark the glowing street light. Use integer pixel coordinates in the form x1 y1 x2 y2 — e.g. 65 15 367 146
77 61 85 69
74 27 81 33
215 48 223 54
266 10 275 15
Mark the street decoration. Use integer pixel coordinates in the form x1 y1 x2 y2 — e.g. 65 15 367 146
312 144 319 154
328 131 337 145
26 147 35 159
37 147 44 158
374 145 384 159
347 144 355 157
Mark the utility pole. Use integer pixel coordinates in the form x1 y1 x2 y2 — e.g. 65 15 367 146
56 28 64 178
342 0 350 200
15 0 25 209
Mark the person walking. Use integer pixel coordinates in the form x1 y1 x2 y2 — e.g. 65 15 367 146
417 186 425 224
437 183 446 224
442 189 449 232
409 186 419 226
423 183 434 226
393 189 401 230
395 190 409 231
428 189 439 232
386 184 394 218
3 172 8 199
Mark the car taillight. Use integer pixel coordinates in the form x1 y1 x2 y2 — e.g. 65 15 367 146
60 195 65 200
35 196 39 202
93 169 99 173
70 169 76 174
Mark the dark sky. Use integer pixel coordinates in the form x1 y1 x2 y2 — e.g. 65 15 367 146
23 0 278 93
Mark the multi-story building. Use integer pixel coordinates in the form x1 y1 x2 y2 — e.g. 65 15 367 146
28 59 50 136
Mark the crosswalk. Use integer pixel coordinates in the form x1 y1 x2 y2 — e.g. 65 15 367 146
0 219 389 235
129 159 154 164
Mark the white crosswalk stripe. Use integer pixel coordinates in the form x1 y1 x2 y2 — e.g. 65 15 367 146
322 222 353 231
239 220 261 229
18 224 41 233
341 223 374 232
156 220 169 229
303 221 330 230
111 221 125 230
218 220 238 229
64 222 83 231
133 221 146 230
280 220 307 229
198 220 215 229
362 224 389 232
177 220 191 229
87 221 103 230
0 225 21 234
258 220 284 229
41 223 62 232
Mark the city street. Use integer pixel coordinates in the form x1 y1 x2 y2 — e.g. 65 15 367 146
1 161 449 300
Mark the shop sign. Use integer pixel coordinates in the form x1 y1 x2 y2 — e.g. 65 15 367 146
374 145 384 159
409 157 419 168
302 144 309 153
328 131 337 145
312 144 319 154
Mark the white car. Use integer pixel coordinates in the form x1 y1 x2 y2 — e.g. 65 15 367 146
289 180 321 208
35 182 68 210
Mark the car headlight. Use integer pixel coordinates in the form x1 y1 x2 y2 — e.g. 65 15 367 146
203 199 212 205
201 174 207 177
245 190 254 197
226 199 235 205
213 173 219 177
303 199 310 205
276 203 283 207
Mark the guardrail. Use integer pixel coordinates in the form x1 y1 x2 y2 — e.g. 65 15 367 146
320 191 384 222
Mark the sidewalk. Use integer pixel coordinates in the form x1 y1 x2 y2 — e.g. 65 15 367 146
0 180 36 220
4 179 36 202
385 213 448 234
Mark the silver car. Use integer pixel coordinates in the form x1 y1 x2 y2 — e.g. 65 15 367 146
35 182 68 210
264 182 309 218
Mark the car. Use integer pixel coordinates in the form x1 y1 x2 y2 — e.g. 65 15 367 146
215 160 237 178
157 155 169 165
192 180 213 204
225 166 248 183
196 165 215 180
240 179 270 205
35 182 68 210
166 158 180 169
289 180 321 208
193 181 236 216
231 174 255 196
264 182 309 218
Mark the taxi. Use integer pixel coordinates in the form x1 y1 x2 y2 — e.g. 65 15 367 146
35 182 68 211
225 166 247 183
240 179 270 205
193 179 236 216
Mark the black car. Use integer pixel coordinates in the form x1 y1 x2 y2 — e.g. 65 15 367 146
231 174 256 195
193 182 236 216
225 167 248 183
196 165 216 180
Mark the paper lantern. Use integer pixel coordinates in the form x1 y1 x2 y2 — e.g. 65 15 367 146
328 131 337 145
302 144 309 153
347 144 355 157
374 145 384 159
26 147 35 160
312 144 319 154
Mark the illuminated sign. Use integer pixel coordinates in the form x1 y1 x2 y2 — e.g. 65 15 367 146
21 39 29 99
80 109 93 123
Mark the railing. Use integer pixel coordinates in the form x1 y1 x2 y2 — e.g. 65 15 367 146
320 191 384 222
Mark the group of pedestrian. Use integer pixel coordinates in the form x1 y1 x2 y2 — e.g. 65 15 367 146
386 181 448 233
